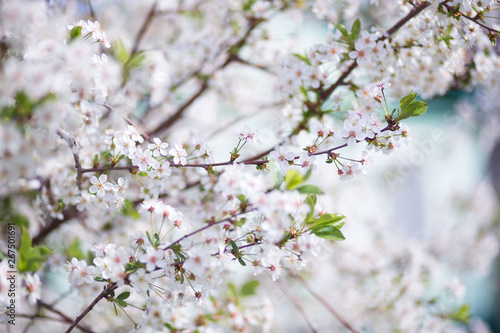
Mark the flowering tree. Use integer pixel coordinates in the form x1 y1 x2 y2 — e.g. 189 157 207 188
1 0 499 332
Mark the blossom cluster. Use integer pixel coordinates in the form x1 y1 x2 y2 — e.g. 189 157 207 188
0 0 499 332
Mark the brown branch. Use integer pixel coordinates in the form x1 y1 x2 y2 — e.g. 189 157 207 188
65 283 117 333
38 301 95 333
164 208 254 250
147 18 264 138
246 1 431 162
148 80 209 138
32 206 79 245
130 1 158 57
290 272 360 333
272 275 318 333
441 2 500 34
57 130 83 190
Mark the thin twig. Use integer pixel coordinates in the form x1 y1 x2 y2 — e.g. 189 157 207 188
441 2 500 34
245 1 431 162
290 272 360 333
272 275 318 333
57 130 83 190
130 1 158 57
65 284 117 333
39 301 95 333
148 17 264 137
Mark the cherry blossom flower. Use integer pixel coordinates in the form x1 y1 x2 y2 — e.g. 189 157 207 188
23 273 41 305
148 137 169 157
169 143 187 165
269 146 295 172
89 174 113 198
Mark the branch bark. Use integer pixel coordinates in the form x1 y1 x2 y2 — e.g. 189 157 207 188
147 18 264 138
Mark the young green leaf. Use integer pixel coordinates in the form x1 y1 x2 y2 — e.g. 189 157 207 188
333 23 349 39
117 291 131 300
240 280 259 296
68 26 82 43
310 214 345 229
296 184 324 194
351 19 361 41
310 225 345 241
284 169 304 190
409 100 428 117
399 91 417 112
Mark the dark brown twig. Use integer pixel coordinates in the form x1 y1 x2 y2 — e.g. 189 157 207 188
65 283 117 333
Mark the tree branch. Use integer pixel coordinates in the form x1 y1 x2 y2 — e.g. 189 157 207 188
290 272 360 333
57 130 83 190
441 2 500 35
65 283 117 333
32 206 79 245
147 18 264 138
38 301 95 333
272 275 318 333
130 1 158 57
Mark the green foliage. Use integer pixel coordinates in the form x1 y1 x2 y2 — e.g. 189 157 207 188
296 184 323 194
18 226 51 273
308 214 346 241
0 197 30 228
334 18 361 46
305 194 317 222
451 304 471 324
293 53 312 66
351 19 361 41
394 91 428 122
240 280 259 296
121 199 140 219
242 0 256 11
284 169 304 190
65 238 86 261
68 26 82 43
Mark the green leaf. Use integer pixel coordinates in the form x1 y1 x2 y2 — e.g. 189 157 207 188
138 171 148 177
311 225 345 241
227 282 237 297
242 0 256 11
240 280 259 296
117 291 131 300
113 39 129 63
127 51 145 69
65 239 86 260
351 19 361 40
68 26 82 43
305 194 317 223
115 299 127 308
333 23 349 39
409 101 428 117
146 231 153 245
292 53 311 66
230 240 238 253
451 304 471 324
296 185 324 194
237 258 246 266
18 226 51 273
284 169 303 190
303 167 313 181
121 199 140 219
399 91 417 113
309 214 345 229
